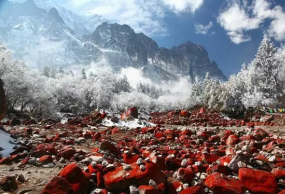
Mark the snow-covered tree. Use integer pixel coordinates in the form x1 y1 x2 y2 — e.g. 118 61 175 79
81 68 87 79
114 75 132 93
242 34 282 107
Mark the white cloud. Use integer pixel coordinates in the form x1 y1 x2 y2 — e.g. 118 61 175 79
267 6 285 41
162 0 204 13
227 31 251 44
217 0 285 44
69 0 167 36
195 21 214 35
68 0 205 37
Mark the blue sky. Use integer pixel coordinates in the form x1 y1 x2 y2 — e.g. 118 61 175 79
19 0 285 77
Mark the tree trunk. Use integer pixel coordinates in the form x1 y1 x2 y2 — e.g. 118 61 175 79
0 79 6 120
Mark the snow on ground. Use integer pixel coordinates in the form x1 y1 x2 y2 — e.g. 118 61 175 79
0 129 16 157
102 118 155 129
102 111 156 129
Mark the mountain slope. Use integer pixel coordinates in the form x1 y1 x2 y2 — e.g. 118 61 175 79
83 22 227 81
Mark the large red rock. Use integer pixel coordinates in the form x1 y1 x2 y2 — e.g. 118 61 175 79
123 154 139 164
226 135 239 146
0 157 12 165
166 177 183 194
59 163 90 194
239 168 278 194
204 172 245 194
39 155 53 165
177 168 195 184
0 79 6 120
58 148 76 160
42 176 70 194
148 152 166 170
272 168 285 179
206 165 232 175
180 186 206 194
103 162 166 192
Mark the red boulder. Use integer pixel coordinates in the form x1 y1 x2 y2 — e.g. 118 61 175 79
42 176 70 194
205 172 245 194
239 168 278 194
180 186 206 194
103 162 166 192
59 163 90 194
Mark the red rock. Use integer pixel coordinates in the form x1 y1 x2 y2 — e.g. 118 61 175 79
180 110 190 117
207 165 232 175
209 135 221 143
199 108 205 114
226 135 239 146
39 155 53 165
202 154 220 164
103 162 166 192
219 155 233 166
123 154 139 164
205 172 245 194
97 172 104 188
11 153 27 161
148 153 166 170
0 176 18 191
0 157 12 165
157 183 166 194
180 186 206 194
177 168 195 184
191 164 209 173
59 163 90 194
100 141 119 156
111 127 120 134
58 148 76 160
30 150 50 158
272 168 285 179
254 128 267 139
36 144 57 155
121 107 138 121
138 185 159 194
239 168 278 194
83 132 92 139
88 163 103 174
100 111 107 119
166 177 183 194
155 132 164 139
42 176 70 194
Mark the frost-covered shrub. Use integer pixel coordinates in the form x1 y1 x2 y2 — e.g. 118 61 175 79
111 91 154 111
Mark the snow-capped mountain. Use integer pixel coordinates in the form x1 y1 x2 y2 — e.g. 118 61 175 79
81 22 226 81
0 0 226 81
32 0 107 36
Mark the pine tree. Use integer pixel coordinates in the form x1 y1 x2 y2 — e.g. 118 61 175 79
43 66 50 77
59 66 64 74
81 68 87 79
243 34 282 107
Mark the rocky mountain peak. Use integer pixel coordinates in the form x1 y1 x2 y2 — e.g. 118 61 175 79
49 7 65 24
